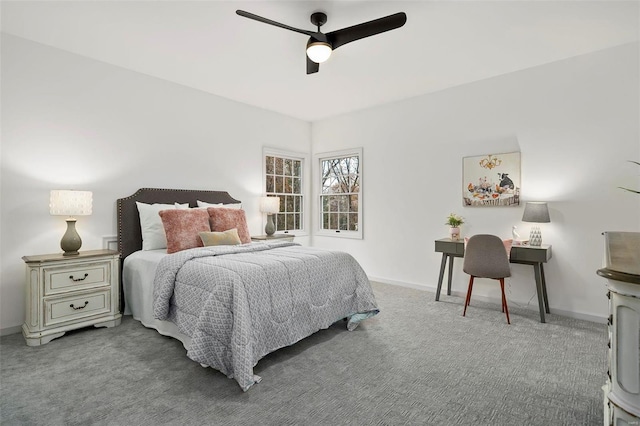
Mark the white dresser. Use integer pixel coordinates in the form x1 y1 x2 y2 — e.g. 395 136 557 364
598 268 640 425
22 249 121 346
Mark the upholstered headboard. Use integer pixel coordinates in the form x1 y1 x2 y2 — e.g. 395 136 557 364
116 187 241 261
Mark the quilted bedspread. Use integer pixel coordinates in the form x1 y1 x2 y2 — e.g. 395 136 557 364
153 242 379 391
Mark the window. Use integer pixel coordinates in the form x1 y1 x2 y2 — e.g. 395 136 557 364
264 148 305 233
317 148 362 239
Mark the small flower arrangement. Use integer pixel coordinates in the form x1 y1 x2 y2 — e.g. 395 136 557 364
445 213 464 227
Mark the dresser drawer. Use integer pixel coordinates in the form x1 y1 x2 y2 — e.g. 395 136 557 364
44 261 111 295
44 290 111 327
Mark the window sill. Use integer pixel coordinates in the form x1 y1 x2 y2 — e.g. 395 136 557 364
315 230 362 240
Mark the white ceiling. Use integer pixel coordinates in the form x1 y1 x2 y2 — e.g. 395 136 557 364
2 1 638 121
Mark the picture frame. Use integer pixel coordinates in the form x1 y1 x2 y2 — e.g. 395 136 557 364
463 152 521 207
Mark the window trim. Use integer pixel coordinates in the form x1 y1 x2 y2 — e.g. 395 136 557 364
315 147 363 239
263 147 308 236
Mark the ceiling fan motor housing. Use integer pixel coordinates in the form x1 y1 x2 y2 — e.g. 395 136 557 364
310 12 327 28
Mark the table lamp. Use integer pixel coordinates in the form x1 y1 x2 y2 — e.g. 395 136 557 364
50 190 93 256
522 202 550 246
259 196 280 236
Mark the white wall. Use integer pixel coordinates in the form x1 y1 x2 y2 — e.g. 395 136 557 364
0 35 311 332
311 43 640 322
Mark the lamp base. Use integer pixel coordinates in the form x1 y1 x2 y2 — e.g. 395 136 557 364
61 218 82 256
265 214 276 236
529 225 542 247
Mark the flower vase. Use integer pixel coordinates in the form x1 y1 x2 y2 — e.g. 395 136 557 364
449 227 460 241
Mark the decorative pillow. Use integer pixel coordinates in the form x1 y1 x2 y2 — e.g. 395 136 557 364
136 202 189 250
197 200 242 209
464 237 513 259
159 208 211 254
207 207 251 244
199 228 242 246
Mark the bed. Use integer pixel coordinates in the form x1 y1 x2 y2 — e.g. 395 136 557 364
117 188 379 391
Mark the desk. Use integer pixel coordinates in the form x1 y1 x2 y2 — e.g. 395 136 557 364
434 238 552 323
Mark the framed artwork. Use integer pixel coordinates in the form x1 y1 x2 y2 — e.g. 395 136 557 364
463 152 520 207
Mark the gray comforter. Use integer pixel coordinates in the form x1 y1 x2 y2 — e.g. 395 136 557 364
153 242 379 391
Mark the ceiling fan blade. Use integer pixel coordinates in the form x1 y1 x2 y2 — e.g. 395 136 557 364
236 10 314 37
327 12 407 50
307 56 319 75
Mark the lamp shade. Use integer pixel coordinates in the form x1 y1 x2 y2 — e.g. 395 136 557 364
259 197 280 214
50 190 93 216
522 202 550 223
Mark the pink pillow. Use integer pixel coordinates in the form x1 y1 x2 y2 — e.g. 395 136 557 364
464 237 513 259
159 208 211 254
207 208 251 244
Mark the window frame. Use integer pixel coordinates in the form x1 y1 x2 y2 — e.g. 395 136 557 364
263 147 308 236
315 147 363 239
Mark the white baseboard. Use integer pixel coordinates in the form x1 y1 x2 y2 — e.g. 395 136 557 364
1 325 22 336
368 275 607 324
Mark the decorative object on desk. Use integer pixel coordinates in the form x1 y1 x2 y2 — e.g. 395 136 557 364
511 225 524 246
259 196 280 236
49 190 93 256
522 202 550 247
463 152 520 207
445 213 464 241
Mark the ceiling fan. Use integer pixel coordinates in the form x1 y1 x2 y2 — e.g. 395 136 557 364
236 10 407 74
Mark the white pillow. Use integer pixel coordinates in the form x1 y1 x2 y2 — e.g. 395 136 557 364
136 202 189 250
196 200 242 209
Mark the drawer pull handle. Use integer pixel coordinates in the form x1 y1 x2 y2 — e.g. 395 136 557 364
69 273 89 282
70 301 89 310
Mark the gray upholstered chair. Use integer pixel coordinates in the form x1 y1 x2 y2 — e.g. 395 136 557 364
462 234 512 324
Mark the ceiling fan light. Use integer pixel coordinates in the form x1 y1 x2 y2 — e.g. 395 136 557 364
306 41 332 63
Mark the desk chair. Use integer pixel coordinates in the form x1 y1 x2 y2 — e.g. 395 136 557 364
462 234 512 324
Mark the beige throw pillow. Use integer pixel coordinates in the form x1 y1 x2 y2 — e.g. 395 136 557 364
199 228 242 246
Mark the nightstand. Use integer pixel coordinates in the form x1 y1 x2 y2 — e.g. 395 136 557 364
251 234 295 242
22 249 121 346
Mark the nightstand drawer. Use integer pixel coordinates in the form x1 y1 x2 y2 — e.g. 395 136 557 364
44 261 111 295
44 290 111 327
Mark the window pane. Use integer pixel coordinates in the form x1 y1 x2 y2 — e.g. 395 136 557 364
279 198 286 213
294 195 300 211
349 213 358 231
284 159 292 176
265 156 275 174
329 196 338 212
275 157 284 175
277 214 285 230
286 214 294 230
275 176 283 193
293 177 300 194
284 177 293 193
329 213 338 230
293 160 301 177
350 194 358 212
323 213 329 229
339 213 348 230
338 195 349 212
322 196 329 212
294 213 300 229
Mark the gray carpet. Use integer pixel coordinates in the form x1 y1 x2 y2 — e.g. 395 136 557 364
1 282 606 425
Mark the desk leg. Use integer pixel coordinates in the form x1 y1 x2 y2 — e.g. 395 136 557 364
533 263 546 323
447 255 454 296
540 264 550 314
435 254 448 301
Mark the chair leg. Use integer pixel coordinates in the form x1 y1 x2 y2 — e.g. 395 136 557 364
463 276 474 317
500 278 510 324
